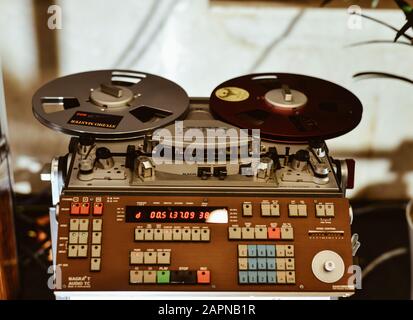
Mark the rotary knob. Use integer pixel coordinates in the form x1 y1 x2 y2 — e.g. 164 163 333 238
311 250 345 283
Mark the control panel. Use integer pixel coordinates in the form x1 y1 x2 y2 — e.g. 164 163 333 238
55 195 354 295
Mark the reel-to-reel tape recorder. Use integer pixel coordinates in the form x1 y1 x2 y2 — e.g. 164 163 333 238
34 70 362 299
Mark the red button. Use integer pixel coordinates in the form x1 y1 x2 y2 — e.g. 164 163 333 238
71 202 80 215
197 270 210 284
268 227 281 239
93 202 103 215
80 203 90 215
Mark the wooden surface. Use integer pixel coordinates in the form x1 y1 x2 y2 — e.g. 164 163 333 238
0 159 18 300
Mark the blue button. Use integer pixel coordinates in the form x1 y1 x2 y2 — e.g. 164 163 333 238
248 271 258 283
239 271 248 284
267 258 276 270
247 245 257 257
248 258 257 270
267 271 276 283
257 258 267 270
258 271 267 283
257 245 267 257
266 245 276 257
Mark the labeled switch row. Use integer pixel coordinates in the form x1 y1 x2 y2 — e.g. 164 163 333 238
129 269 210 284
228 224 293 240
130 250 171 265
315 203 335 217
70 202 103 215
135 227 210 242
90 244 102 271
69 231 101 244
238 257 295 271
68 243 102 259
68 244 88 258
69 218 102 232
242 201 280 217
238 244 294 257
69 231 102 245
288 202 307 217
238 271 295 284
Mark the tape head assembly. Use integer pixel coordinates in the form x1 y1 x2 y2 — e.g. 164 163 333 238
210 73 363 143
32 70 189 139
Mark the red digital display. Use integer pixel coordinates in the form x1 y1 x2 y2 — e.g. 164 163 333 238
125 206 227 223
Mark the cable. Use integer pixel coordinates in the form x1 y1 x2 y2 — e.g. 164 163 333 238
248 9 305 73
126 0 179 69
353 71 413 85
113 0 161 68
346 39 413 47
353 12 413 42
362 247 408 279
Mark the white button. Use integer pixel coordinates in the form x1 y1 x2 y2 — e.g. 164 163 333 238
242 202 253 216
298 204 307 216
261 202 271 216
288 204 298 217
130 251 144 264
316 204 326 217
228 226 242 239
325 203 335 217
270 203 280 216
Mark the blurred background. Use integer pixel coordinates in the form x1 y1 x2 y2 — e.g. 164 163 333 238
0 0 412 299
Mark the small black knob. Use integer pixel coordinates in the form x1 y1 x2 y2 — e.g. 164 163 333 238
125 145 136 169
79 135 95 146
96 147 111 159
309 139 324 149
295 149 310 162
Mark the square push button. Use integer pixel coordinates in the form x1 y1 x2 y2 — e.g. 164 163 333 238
258 271 267 283
197 270 210 284
268 227 281 240
257 258 267 270
70 202 80 215
266 258 276 270
93 202 103 215
239 271 248 284
267 271 276 283
157 270 170 284
248 271 258 284
238 245 248 257
130 270 143 284
247 245 257 257
266 245 276 257
80 203 90 215
257 245 267 257
248 258 257 270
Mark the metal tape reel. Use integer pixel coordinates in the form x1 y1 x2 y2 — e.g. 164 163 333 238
32 70 190 139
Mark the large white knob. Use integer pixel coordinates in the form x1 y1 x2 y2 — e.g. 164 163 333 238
312 250 345 283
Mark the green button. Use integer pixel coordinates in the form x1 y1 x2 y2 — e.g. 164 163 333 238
157 270 170 284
